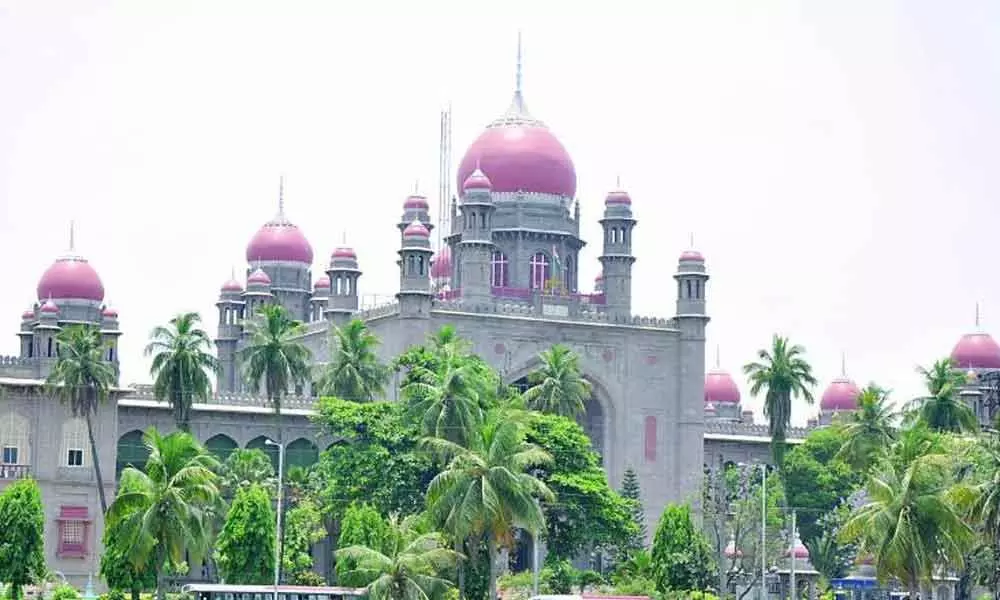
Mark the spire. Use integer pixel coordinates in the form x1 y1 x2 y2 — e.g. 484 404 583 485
278 175 285 217
616 175 621 190
715 344 721 369
69 220 75 252
689 232 695 248
516 30 523 96
976 302 981 329
342 231 347 245
841 352 847 377
414 179 420 195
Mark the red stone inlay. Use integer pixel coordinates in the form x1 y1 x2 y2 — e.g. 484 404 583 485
602 349 613 362
494 343 506 355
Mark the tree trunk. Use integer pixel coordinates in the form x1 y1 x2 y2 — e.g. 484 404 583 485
131 585 141 600
487 534 498 600
455 537 466 600
156 546 167 600
85 407 109 513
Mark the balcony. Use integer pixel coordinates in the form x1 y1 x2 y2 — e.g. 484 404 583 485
0 464 30 480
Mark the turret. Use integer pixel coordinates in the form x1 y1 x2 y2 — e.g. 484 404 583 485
397 221 433 318
398 193 433 240
18 307 35 358
100 306 122 378
215 274 245 393
34 299 61 374
457 167 495 306
325 246 361 327
243 267 273 322
598 185 636 321
674 249 708 318
310 275 330 322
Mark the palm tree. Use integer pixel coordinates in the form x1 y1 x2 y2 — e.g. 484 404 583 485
424 409 555 600
965 433 1000 599
46 325 117 513
239 304 312 441
315 319 389 402
840 424 973 597
912 358 978 433
522 344 592 418
106 428 221 600
402 349 489 447
337 514 460 600
144 312 220 431
743 334 817 468
836 384 898 473
221 448 276 497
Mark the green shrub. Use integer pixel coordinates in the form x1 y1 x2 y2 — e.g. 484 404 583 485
50 585 81 600
292 571 326 587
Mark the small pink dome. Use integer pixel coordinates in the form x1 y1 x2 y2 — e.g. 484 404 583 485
462 168 493 192
821 377 861 412
605 190 632 205
705 369 741 404
332 246 357 260
314 275 331 289
221 278 243 292
950 332 1000 370
21 309 34 320
679 250 704 262
431 247 452 279
247 267 271 286
724 539 743 559
37 255 105 302
403 221 430 238
787 539 809 560
245 218 313 264
40 299 59 314
403 195 429 210
456 95 577 198
102 306 118 318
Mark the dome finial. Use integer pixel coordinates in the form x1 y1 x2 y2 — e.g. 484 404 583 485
516 30 523 96
414 179 420 195
841 351 847 377
616 175 621 189
69 220 75 252
715 344 720 368
342 230 347 245
976 301 981 329
278 175 285 217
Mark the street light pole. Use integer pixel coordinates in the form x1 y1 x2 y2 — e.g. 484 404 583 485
760 464 766 600
265 439 285 600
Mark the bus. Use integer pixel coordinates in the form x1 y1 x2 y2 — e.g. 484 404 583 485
181 583 368 600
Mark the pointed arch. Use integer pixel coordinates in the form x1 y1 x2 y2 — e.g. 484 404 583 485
116 429 148 476
205 433 239 462
286 438 319 469
247 435 279 469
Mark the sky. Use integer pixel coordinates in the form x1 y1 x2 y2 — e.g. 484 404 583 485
1 0 998 425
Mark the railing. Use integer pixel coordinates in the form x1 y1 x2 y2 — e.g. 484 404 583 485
705 419 813 440
0 464 31 480
125 384 317 410
437 289 462 301
0 355 32 366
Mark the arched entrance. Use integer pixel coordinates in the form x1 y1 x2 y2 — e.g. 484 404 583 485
247 435 280 469
205 434 238 462
286 438 319 469
511 375 605 458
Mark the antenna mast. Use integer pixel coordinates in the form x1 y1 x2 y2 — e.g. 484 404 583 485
437 104 452 251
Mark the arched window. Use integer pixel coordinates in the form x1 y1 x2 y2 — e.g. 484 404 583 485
0 412 29 466
62 418 87 467
491 251 509 287
529 252 551 290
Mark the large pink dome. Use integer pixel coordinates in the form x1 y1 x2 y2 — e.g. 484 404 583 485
705 369 741 404
950 332 1000 369
821 377 861 412
456 92 576 198
246 212 313 264
431 247 452 279
37 255 105 302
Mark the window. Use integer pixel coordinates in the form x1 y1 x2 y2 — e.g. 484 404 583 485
529 252 550 290
490 251 509 287
62 418 86 468
0 412 28 466
2 447 18 464
57 505 90 557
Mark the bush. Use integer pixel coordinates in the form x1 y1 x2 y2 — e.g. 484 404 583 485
50 585 81 600
103 591 127 600
543 560 577 594
292 571 326 587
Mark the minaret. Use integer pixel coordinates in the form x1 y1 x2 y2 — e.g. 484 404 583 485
34 298 61 377
599 182 636 321
399 185 433 240
397 220 434 319
310 275 330 322
325 245 362 327
243 267 273 321
215 272 245 393
457 166 495 307
100 305 122 381
673 245 710 501
18 307 35 358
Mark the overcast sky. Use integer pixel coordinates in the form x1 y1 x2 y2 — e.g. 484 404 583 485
1 0 998 425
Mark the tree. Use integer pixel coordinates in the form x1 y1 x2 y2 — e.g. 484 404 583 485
425 409 555 600
144 312 220 431
46 324 117 512
841 424 973 596
101 476 157 600
965 432 1000 599
524 412 637 562
0 479 46 600
835 384 897 473
315 319 390 402
240 304 312 441
782 426 862 546
221 448 276 497
522 344 592 418
620 467 648 550
912 358 978 433
336 514 459 600
106 428 222 600
312 398 435 521
283 498 327 584
336 503 393 586
216 484 276 584
743 334 817 468
649 503 715 594
806 503 857 586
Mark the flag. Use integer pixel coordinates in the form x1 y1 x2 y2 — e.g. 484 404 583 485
551 245 562 276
